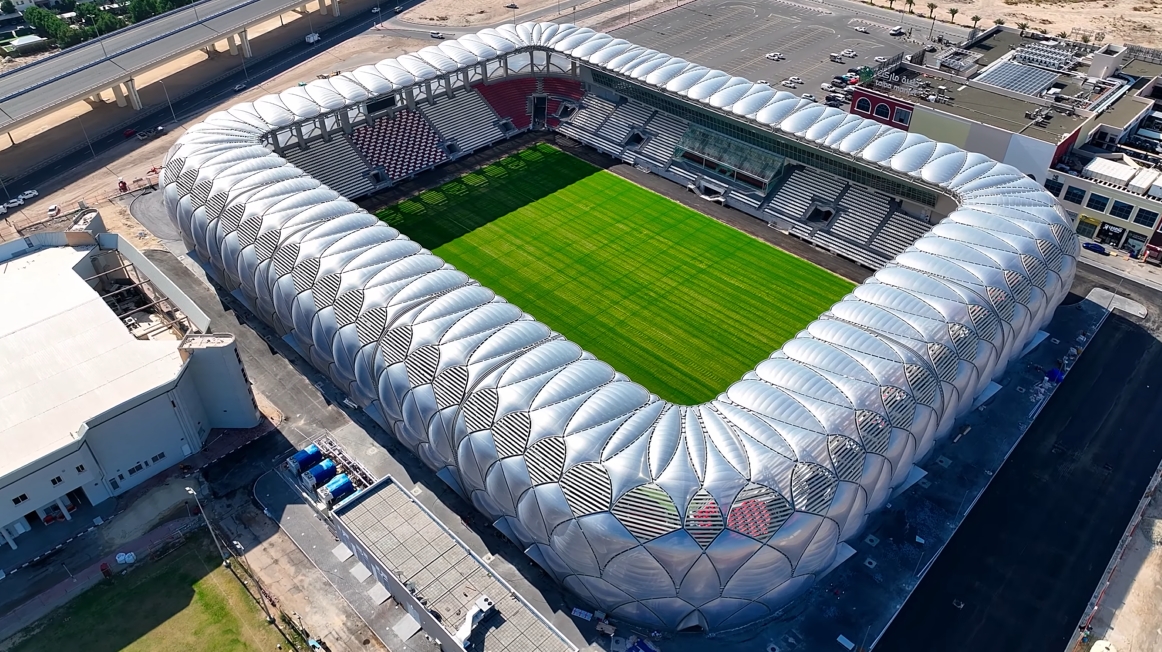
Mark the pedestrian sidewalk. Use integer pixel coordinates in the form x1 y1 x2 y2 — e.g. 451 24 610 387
0 516 203 643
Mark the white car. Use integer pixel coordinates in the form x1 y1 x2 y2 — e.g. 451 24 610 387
429 31 444 39
756 79 769 85
821 83 835 92
781 80 797 88
0 203 7 216
789 76 803 84
47 205 60 218
765 52 784 60
370 5 379 11
874 56 889 63
842 49 857 57
6 198 22 208
801 93 817 101
854 25 868 33
233 83 247 92
19 190 37 200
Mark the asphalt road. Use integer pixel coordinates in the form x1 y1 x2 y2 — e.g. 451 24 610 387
876 263 1162 652
0 0 353 129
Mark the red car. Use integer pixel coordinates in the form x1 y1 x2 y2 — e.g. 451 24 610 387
123 128 137 138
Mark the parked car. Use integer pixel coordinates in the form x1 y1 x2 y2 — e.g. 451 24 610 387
788 76 803 84
801 93 816 101
430 31 444 38
1082 242 1109 255
842 49 857 57
137 131 150 141
47 205 60 218
826 100 843 107
19 190 37 200
781 80 797 88
123 128 137 138
6 197 22 208
827 93 847 102
821 83 835 92
854 25 868 33
0 203 7 216
765 52 784 60
755 79 769 85
394 5 403 12
874 56 889 63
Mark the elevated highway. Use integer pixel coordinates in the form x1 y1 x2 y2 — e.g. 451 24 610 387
0 0 341 135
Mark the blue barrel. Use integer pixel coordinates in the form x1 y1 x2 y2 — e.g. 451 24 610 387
300 458 336 488
318 474 354 505
287 444 322 474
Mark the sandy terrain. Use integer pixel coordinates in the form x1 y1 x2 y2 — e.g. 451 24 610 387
402 0 1162 47
857 0 1162 48
1084 490 1162 651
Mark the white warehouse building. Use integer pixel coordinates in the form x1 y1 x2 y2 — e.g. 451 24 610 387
0 225 260 551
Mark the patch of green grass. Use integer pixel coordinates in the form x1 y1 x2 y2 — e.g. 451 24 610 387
376 144 855 404
9 533 287 652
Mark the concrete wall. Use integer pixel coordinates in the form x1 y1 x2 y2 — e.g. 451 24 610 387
909 107 972 149
179 334 260 429
1003 133 1057 183
0 445 101 535
85 386 198 495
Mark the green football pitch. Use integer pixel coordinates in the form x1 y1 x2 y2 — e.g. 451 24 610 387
376 143 854 404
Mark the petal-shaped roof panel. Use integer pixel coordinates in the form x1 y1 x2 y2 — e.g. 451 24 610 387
162 21 1076 636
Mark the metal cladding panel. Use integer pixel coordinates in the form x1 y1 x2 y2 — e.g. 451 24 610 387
162 22 1077 634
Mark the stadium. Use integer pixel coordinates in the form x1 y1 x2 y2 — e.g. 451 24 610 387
161 22 1078 634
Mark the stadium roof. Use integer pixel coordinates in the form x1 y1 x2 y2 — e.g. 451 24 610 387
0 243 183 482
161 22 1079 633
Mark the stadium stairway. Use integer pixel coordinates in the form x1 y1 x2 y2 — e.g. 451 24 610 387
421 90 504 155
282 137 375 199
350 110 448 182
475 79 537 130
871 211 931 257
634 113 687 167
829 185 892 246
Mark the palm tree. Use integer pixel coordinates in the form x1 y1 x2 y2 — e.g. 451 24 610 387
970 14 981 29
926 2 937 18
947 7 958 22
1081 34 1091 43
1037 27 1048 34
1016 21 1028 35
994 17 1005 26
904 0 915 12
887 0 896 9
1057 30 1068 38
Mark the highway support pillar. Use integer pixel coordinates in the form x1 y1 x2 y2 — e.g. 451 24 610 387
330 0 340 17
111 83 128 108
239 30 253 58
124 79 142 111
227 33 239 56
1 527 15 551
318 0 328 15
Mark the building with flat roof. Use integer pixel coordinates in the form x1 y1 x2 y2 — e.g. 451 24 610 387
333 476 577 652
0 224 260 551
849 27 1162 254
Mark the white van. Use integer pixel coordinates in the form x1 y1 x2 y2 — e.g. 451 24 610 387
890 26 905 36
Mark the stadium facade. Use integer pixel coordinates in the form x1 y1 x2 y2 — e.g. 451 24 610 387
162 22 1079 633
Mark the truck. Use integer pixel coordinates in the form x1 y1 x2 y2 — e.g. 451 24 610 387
1144 243 1162 266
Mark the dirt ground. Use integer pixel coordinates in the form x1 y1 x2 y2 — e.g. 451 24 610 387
1084 488 1162 651
862 0 1162 48
401 0 608 27
0 31 426 246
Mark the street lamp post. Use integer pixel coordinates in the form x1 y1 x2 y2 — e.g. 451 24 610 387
233 540 274 623
159 79 178 124
186 487 228 564
78 118 97 160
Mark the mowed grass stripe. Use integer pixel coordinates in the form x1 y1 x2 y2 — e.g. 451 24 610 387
377 144 854 404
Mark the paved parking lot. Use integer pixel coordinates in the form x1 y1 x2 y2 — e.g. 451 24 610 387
614 0 939 99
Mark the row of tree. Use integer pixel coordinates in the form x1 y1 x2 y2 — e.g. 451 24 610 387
15 0 197 49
